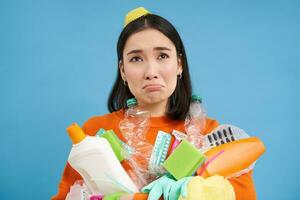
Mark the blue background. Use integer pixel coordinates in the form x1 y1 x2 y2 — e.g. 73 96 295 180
1 0 299 199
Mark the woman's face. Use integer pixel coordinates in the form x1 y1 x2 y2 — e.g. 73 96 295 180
120 28 182 108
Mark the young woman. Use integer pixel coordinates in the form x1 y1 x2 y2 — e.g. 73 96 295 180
52 7 257 200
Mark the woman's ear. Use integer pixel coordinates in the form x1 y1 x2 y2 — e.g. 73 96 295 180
177 55 183 75
119 60 126 80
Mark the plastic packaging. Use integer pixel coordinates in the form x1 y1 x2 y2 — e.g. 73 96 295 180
65 180 91 200
199 124 250 153
184 95 206 149
67 123 138 195
65 180 104 200
119 98 154 189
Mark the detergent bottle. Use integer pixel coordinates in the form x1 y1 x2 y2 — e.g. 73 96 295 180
67 123 138 195
119 98 154 189
184 94 206 149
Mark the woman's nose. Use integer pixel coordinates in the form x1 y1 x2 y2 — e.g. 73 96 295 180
144 61 158 80
145 73 158 80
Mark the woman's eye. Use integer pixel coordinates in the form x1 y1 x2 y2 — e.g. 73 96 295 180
158 53 169 60
129 56 142 62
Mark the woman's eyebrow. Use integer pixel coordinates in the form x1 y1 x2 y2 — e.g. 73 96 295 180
126 46 172 55
127 49 142 55
153 46 172 51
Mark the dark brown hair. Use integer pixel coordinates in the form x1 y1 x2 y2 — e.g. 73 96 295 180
107 14 192 120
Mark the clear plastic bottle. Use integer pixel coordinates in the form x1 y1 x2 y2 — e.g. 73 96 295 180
119 98 150 143
119 98 154 189
184 94 207 149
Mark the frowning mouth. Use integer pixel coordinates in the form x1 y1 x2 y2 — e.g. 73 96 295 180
143 84 164 91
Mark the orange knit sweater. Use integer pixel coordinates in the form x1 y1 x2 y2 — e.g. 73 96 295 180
51 110 256 200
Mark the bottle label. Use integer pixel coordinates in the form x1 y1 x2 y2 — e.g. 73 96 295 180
172 129 187 141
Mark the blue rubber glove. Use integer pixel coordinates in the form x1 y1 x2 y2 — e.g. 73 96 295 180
141 175 175 200
166 177 192 200
141 174 192 200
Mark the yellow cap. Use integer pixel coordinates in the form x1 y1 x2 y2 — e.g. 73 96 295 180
124 7 151 27
67 123 86 144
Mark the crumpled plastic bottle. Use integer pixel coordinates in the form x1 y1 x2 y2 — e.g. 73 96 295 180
184 95 207 149
119 98 154 189
65 180 92 200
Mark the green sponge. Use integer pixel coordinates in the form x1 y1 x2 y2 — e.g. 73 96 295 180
163 139 206 180
103 192 127 200
101 130 125 162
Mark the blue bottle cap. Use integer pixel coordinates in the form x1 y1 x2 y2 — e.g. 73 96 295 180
191 94 202 103
126 98 137 107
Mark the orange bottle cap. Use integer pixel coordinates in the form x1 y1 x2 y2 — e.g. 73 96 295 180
66 123 86 144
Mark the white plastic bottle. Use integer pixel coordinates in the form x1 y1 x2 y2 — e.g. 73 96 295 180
184 94 207 149
67 123 138 195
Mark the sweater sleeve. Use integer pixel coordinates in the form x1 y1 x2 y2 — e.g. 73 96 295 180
229 170 257 200
51 163 82 200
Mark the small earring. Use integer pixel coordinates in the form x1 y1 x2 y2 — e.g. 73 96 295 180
178 73 182 79
123 79 127 86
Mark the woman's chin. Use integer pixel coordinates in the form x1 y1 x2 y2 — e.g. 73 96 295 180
141 95 168 105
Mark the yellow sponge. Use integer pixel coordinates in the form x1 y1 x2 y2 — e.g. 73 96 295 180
179 175 235 200
124 7 151 27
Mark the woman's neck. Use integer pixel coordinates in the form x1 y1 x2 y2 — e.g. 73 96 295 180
138 100 167 117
